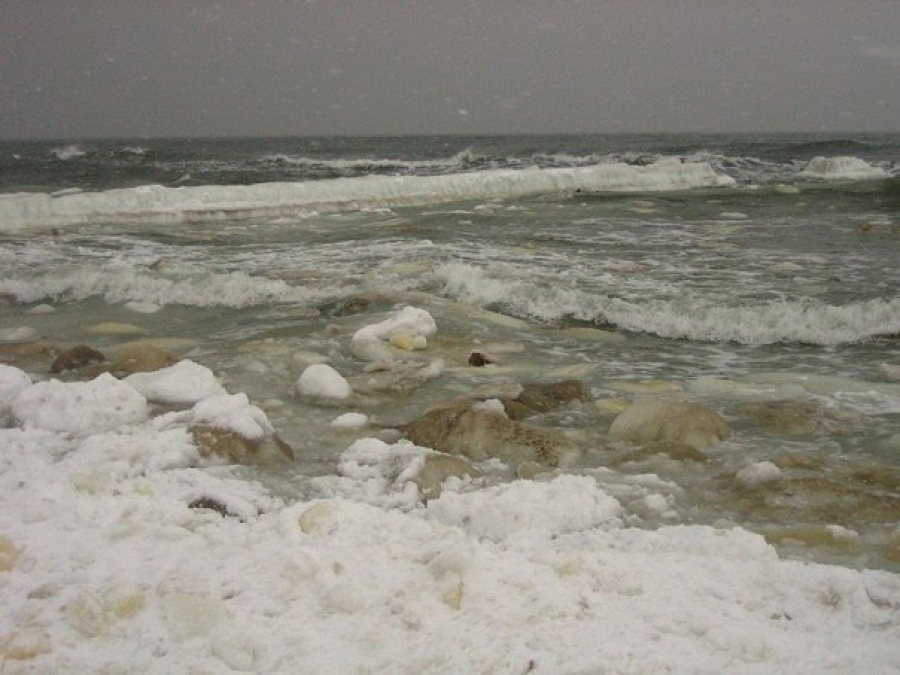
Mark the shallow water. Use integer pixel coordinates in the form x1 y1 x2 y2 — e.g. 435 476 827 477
2 134 899 572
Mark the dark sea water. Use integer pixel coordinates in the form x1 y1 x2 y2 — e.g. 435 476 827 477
1 133 899 571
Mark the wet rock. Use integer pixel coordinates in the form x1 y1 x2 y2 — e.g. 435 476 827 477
111 342 178 374
734 400 823 437
412 454 482 500
468 352 494 367
614 439 707 465
609 398 730 450
763 524 860 549
502 380 589 420
0 341 55 365
191 425 294 464
402 400 581 469
0 326 40 343
188 496 242 518
49 344 107 374
84 322 147 336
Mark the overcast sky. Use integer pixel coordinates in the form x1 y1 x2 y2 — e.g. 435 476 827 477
2 0 899 139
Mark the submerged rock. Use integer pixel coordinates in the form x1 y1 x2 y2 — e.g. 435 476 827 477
111 342 178 374
734 400 823 437
609 398 730 450
501 379 589 420
348 358 444 397
402 400 581 469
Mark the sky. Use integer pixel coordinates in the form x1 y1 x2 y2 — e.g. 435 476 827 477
2 0 899 139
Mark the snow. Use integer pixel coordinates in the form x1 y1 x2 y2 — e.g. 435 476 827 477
124 359 228 405
350 305 438 362
1 370 899 673
296 363 353 401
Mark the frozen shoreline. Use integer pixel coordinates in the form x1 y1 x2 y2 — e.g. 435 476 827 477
2 346 899 673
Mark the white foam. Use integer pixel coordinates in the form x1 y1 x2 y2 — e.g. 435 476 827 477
437 264 900 345
799 156 887 181
0 161 735 231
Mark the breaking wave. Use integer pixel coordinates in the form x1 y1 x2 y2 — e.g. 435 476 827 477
437 263 900 346
0 161 734 230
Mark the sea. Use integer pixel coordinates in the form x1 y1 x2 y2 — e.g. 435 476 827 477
2 133 899 573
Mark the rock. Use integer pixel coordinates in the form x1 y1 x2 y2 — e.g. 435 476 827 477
348 358 444 397
65 591 109 637
191 425 294 464
84 322 147 336
502 380 589 420
0 326 40 343
162 592 228 641
468 352 494 367
297 363 353 403
412 454 482 500
614 439 707 465
734 400 822 436
111 342 178 374
0 534 20 571
0 629 51 661
388 333 427 351
402 400 581 469
189 496 241 518
609 398 730 450
49 344 107 374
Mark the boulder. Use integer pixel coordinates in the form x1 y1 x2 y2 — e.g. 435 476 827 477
501 379 589 419
412 454 482 500
403 400 581 469
297 363 353 404
188 392 294 464
609 398 730 450
191 425 294 464
49 344 107 374
111 342 178 374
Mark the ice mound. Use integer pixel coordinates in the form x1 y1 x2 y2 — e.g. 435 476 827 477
426 475 623 541
799 156 886 181
296 363 353 401
350 305 437 362
124 359 227 405
11 373 149 436
187 392 275 440
0 364 32 425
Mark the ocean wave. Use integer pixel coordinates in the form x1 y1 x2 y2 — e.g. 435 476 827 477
437 263 900 346
0 161 735 230
0 268 321 308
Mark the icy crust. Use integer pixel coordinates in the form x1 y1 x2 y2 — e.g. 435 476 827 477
124 359 228 405
0 161 735 230
2 418 900 673
799 156 887 181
